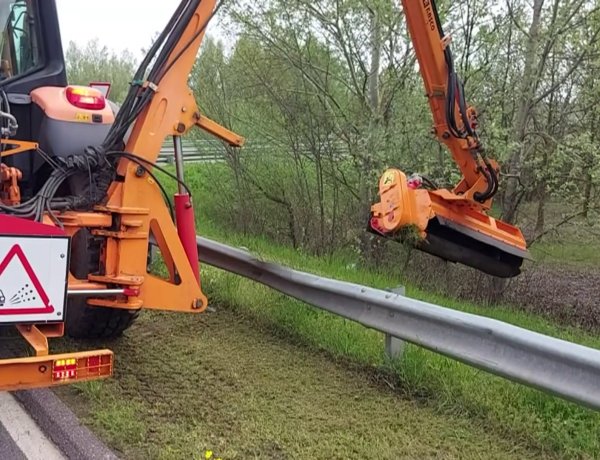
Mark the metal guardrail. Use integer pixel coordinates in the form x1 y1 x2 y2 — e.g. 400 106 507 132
157 139 351 164
196 236 600 411
158 140 220 164
157 155 223 164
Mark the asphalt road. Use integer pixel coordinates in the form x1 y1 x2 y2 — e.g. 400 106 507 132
0 392 65 460
0 389 119 460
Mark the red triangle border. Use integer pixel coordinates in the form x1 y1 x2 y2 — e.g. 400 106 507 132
0 244 54 315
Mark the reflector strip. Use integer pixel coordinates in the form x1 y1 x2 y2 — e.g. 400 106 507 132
53 358 77 381
0 350 113 392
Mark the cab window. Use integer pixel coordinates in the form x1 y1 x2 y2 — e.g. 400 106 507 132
0 1 39 81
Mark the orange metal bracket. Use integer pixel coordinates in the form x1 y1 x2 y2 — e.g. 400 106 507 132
86 0 243 314
16 325 50 357
0 349 113 392
15 324 65 356
0 139 38 157
196 113 245 147
1 163 22 205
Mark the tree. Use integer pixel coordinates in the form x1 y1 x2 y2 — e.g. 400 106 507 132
499 0 600 226
182 0 600 288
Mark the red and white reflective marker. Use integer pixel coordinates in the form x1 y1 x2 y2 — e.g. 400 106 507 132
0 234 69 324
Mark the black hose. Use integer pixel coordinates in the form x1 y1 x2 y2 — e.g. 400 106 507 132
102 0 204 152
430 0 498 202
431 0 476 141
106 151 193 196
473 161 498 203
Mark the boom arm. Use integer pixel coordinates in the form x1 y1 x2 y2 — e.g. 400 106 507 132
402 0 498 205
56 0 244 313
369 0 530 278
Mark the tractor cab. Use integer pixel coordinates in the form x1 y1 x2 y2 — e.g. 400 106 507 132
0 0 114 202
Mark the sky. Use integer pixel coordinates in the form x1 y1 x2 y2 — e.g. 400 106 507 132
55 0 229 61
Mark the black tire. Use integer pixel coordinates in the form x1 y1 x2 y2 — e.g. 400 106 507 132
65 228 140 339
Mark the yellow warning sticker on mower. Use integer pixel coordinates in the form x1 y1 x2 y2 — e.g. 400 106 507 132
75 113 92 122
382 171 396 186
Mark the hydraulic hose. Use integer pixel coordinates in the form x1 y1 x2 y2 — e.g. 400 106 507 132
473 160 498 203
431 0 497 202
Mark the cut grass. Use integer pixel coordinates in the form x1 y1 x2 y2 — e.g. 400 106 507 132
191 221 600 458
55 309 555 459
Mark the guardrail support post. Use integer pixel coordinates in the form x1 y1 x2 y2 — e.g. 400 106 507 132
384 286 406 359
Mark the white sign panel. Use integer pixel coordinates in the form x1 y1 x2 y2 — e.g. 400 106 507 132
0 236 69 324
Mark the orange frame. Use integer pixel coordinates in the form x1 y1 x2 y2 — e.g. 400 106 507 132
1 1 244 391
49 1 245 314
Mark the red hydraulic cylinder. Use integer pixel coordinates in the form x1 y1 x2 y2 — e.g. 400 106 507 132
175 193 200 283
172 134 200 283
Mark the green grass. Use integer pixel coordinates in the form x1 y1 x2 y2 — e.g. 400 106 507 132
52 163 600 458
183 163 600 456
190 217 600 459
530 241 600 267
56 309 558 459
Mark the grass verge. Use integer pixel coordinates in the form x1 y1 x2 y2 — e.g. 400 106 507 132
191 219 600 459
530 241 600 268
56 308 557 459
53 164 600 458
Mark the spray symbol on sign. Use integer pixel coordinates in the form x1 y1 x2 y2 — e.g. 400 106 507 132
8 284 38 306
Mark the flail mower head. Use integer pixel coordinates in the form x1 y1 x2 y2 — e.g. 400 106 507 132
368 169 531 278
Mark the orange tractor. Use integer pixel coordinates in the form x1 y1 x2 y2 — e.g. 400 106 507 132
0 0 242 390
0 0 527 391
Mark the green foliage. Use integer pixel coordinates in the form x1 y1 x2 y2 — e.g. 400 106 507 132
60 0 600 249
180 0 600 258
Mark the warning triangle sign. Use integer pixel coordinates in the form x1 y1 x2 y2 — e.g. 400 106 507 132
0 244 54 315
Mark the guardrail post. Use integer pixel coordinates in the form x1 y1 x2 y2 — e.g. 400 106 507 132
384 286 406 359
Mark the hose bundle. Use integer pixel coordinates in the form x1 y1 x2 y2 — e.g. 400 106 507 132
430 0 498 202
0 0 218 222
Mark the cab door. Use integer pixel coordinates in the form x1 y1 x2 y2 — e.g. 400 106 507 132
0 0 67 197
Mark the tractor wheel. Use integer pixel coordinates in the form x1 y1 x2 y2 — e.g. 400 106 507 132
65 228 140 339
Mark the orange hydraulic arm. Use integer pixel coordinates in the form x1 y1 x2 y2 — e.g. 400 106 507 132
369 0 530 278
401 0 498 205
55 0 244 312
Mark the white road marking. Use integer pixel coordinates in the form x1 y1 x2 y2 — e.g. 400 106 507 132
0 392 66 460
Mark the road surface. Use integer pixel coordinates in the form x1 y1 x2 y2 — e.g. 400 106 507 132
0 389 118 460
0 392 65 459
